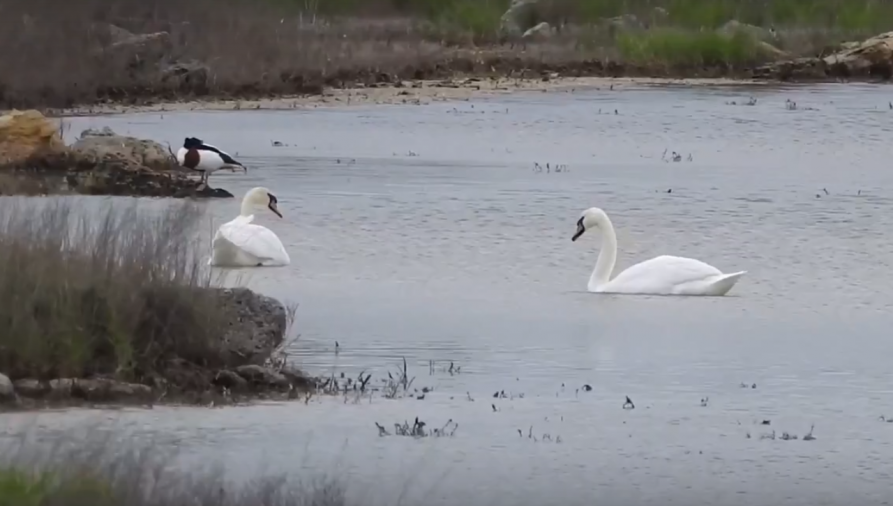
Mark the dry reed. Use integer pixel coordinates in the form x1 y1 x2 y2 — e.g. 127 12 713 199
0 196 228 384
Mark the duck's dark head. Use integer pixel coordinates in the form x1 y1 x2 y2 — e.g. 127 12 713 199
183 137 203 148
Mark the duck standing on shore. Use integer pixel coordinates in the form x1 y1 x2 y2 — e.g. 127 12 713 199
176 137 247 189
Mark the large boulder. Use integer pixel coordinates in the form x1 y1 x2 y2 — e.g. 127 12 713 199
95 24 172 69
822 31 893 74
718 20 788 59
70 127 178 172
753 31 893 80
0 114 232 199
0 110 66 166
500 0 542 37
718 20 779 45
0 373 14 403
215 288 289 367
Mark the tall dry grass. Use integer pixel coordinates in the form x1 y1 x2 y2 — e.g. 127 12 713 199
0 0 455 109
0 426 346 506
0 196 229 383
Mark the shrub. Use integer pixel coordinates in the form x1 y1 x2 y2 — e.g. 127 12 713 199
616 29 760 67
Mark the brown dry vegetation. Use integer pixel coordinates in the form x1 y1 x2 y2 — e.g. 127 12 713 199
0 196 229 386
0 0 879 110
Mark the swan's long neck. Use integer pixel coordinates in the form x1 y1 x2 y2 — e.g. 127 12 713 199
239 194 255 217
588 214 618 291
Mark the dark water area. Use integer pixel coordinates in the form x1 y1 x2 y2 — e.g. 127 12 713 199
4 82 893 505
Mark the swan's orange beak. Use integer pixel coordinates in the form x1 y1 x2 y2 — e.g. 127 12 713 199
572 222 585 242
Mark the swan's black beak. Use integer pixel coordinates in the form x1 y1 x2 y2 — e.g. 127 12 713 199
268 194 283 218
572 219 585 242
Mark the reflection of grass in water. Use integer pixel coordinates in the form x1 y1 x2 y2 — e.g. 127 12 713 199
616 29 760 67
0 428 346 506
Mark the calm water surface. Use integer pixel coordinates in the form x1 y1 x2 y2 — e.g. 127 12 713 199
5 83 893 505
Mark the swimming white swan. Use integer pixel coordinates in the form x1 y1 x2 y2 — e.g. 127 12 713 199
209 187 290 267
571 207 745 296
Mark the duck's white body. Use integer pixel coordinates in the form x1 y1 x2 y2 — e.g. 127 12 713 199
176 146 232 172
210 188 290 267
572 207 745 296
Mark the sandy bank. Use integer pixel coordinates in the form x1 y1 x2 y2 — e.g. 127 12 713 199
43 76 774 118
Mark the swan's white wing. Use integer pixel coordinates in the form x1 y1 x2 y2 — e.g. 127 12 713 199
217 216 290 266
604 255 723 294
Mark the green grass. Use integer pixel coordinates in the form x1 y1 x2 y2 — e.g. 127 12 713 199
571 0 893 30
616 29 760 67
292 0 893 35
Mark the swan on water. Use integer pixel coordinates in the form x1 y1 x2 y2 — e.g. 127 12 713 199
571 207 745 296
176 137 247 189
209 187 290 267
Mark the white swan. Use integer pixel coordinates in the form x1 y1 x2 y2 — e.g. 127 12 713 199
209 187 291 267
571 207 745 296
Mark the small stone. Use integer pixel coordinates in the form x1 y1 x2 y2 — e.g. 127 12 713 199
214 369 249 390
49 378 75 397
12 379 45 397
235 365 289 387
0 373 14 402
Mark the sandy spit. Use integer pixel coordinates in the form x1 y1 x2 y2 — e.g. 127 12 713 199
41 76 774 118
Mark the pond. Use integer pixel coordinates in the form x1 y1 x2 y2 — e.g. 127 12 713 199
5 82 893 505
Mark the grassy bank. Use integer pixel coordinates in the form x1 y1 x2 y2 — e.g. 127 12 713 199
0 0 884 110
0 197 228 392
313 0 893 33
0 428 345 506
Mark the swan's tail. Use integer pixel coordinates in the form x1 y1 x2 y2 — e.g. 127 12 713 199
705 270 746 296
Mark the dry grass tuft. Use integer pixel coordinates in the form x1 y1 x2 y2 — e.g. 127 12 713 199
0 196 229 383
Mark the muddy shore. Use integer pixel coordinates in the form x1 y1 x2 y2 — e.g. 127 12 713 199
41 76 779 118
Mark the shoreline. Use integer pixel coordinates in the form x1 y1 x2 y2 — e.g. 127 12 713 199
37 75 801 118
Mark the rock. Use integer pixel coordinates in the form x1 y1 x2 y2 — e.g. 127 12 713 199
822 31 893 74
0 373 14 402
213 369 248 390
173 185 234 199
12 379 46 397
0 110 66 166
717 20 787 59
159 61 210 87
71 127 177 172
756 41 790 59
500 0 541 37
718 20 779 44
70 378 153 401
602 14 644 34
0 116 235 198
280 367 316 390
215 288 288 367
235 365 289 387
99 24 172 69
522 22 552 41
754 31 893 80
48 378 74 398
